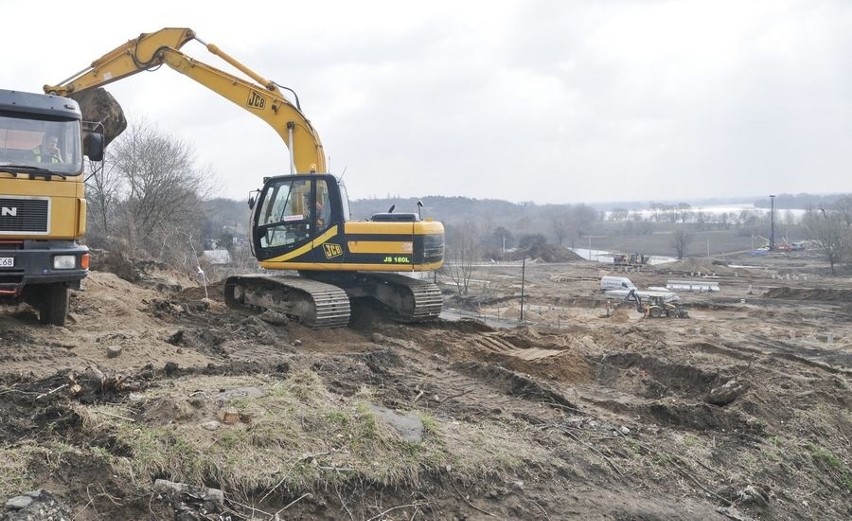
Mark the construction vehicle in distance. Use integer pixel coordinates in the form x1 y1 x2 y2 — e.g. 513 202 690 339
617 289 689 319
44 27 444 328
0 89 104 325
612 252 650 267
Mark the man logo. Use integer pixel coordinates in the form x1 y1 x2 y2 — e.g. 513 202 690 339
322 243 343 259
1 207 17 217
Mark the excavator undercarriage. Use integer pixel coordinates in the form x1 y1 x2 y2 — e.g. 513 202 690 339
224 273 442 328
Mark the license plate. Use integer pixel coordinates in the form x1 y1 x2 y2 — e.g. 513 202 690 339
0 257 14 268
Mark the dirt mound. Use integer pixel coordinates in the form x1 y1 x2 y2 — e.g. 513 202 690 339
657 257 740 275
764 287 852 301
507 244 584 263
90 248 196 292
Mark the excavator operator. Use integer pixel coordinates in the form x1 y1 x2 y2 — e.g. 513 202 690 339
316 189 331 228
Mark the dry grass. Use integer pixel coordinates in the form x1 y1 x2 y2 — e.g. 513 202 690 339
66 369 553 503
0 443 56 498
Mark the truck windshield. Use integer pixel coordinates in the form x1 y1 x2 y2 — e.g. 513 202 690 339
0 116 82 176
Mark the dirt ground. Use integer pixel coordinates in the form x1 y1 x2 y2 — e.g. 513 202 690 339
0 249 849 520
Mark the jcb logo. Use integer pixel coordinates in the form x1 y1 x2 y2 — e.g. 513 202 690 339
246 91 266 110
1 207 16 217
322 243 343 259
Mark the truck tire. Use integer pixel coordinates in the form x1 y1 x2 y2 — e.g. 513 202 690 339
649 307 663 318
38 285 69 326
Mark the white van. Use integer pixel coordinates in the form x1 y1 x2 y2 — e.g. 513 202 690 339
600 276 637 292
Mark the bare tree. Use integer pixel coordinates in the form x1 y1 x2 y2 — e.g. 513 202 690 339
649 203 665 223
832 195 852 227
695 211 707 231
107 121 215 265
572 204 598 240
676 202 693 223
482 226 513 260
719 212 731 230
609 208 629 222
549 208 573 246
85 159 122 240
443 221 480 296
802 209 850 274
670 229 694 260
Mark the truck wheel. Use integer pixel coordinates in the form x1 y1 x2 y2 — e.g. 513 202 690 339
649 307 663 318
38 285 69 326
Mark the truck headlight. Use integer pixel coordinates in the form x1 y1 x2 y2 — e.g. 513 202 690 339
53 255 77 269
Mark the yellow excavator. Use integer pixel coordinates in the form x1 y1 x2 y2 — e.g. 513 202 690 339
44 27 445 328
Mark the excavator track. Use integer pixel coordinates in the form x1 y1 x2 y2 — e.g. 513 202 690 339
300 272 443 324
225 273 443 329
362 273 443 323
224 275 351 329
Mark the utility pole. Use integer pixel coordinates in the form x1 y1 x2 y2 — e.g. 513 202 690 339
520 257 526 322
769 194 776 251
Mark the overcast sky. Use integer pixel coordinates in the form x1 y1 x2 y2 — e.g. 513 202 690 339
2 0 850 205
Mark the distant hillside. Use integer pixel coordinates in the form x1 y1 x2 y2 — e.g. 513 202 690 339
208 192 852 230
202 192 851 254
349 196 527 223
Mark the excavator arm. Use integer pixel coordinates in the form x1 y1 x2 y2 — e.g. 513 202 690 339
43 27 325 173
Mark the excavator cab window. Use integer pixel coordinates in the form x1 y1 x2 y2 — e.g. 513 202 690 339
254 176 335 251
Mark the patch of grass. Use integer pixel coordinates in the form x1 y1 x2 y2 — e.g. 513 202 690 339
589 225 756 257
325 410 349 426
420 412 438 433
0 443 50 497
682 434 700 447
809 445 852 493
810 446 842 469
0 442 88 499
75 372 554 500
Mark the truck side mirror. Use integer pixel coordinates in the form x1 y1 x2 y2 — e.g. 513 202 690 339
85 133 105 161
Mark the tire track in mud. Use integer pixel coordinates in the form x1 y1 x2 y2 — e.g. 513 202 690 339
748 335 851 374
387 322 770 438
463 331 564 361
696 334 851 376
376 323 584 421
575 353 764 437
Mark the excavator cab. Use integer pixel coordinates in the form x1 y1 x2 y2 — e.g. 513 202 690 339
251 173 347 262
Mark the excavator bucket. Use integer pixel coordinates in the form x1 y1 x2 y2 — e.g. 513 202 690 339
68 88 127 146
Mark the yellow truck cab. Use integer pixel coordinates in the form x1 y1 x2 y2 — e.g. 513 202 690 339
0 89 103 325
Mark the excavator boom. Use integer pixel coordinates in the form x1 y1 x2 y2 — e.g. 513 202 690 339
44 28 325 173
